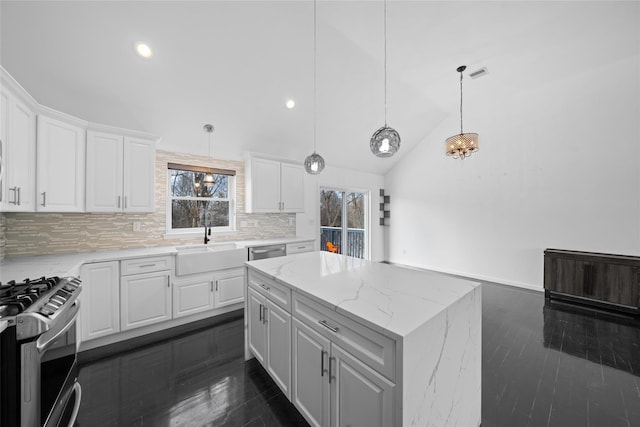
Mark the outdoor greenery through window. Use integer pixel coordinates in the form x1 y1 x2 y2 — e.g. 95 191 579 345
320 189 367 259
168 165 235 232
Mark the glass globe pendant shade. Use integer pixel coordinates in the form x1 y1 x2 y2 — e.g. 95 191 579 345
304 152 325 174
370 126 401 157
445 132 479 159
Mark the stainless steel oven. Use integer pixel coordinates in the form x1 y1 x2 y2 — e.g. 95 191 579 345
1 276 82 427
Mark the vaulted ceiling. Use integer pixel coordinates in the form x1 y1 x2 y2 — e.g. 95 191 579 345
1 1 636 174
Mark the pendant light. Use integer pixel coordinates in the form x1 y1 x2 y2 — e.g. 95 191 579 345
304 0 325 175
203 124 215 186
445 65 479 159
370 0 400 158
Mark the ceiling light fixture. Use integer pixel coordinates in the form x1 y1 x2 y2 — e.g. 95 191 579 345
203 124 215 187
370 0 400 158
135 42 153 59
285 99 296 109
445 65 479 160
304 0 325 175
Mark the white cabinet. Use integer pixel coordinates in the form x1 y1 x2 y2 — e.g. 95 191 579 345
247 281 292 398
0 87 36 212
36 115 85 212
292 318 331 427
213 267 245 308
86 131 155 213
79 261 120 342
291 314 394 427
286 240 316 255
120 257 172 331
173 272 215 318
245 157 304 213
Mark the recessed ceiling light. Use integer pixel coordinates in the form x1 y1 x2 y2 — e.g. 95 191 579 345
135 42 153 59
285 99 295 109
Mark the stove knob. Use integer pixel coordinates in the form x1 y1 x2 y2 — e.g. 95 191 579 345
44 302 59 312
50 296 66 305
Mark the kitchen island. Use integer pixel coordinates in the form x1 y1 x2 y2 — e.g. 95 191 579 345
244 251 481 427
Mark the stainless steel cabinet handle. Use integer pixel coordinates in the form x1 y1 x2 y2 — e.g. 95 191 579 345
210 281 214 292
16 186 20 205
41 191 46 207
328 356 335 384
124 196 127 209
9 187 17 205
319 320 339 333
117 195 121 208
259 283 271 291
262 306 267 323
139 263 156 268
259 303 263 322
166 275 170 287
252 249 281 255
215 280 219 291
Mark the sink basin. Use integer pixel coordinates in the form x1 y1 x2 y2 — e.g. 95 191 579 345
175 243 247 276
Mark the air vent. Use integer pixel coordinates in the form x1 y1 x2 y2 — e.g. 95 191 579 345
469 67 488 79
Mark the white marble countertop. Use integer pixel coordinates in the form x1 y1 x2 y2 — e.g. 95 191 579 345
246 251 480 339
0 236 315 283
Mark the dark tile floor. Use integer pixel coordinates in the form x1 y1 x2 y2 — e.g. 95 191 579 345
75 282 640 426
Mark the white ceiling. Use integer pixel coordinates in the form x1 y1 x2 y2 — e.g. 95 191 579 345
1 1 636 175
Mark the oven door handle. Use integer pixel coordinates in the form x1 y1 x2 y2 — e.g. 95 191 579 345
68 382 82 426
36 300 80 353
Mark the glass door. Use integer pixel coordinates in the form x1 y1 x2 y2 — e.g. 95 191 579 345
319 188 367 259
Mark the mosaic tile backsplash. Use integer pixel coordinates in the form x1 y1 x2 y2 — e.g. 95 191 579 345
1 150 295 258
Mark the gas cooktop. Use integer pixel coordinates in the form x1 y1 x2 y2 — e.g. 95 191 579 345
0 276 81 320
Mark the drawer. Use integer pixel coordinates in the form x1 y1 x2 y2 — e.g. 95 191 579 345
292 292 396 381
121 256 173 276
247 270 291 312
286 241 315 255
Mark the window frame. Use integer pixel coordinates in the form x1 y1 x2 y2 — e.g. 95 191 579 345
165 163 237 236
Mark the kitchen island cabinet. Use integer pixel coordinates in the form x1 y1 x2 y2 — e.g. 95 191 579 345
245 251 482 427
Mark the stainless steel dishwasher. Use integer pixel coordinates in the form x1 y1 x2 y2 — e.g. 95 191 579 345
248 244 287 260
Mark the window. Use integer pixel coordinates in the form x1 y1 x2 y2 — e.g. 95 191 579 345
320 188 368 259
167 163 236 234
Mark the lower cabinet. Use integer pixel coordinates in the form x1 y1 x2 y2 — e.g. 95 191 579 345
120 270 172 331
247 285 292 398
79 261 120 341
214 268 245 308
291 318 394 427
173 267 245 318
173 273 215 318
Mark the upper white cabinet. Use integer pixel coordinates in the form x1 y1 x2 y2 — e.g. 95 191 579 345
86 131 155 213
245 157 304 213
36 115 85 212
0 85 36 212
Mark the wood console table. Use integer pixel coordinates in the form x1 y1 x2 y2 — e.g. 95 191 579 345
544 249 640 315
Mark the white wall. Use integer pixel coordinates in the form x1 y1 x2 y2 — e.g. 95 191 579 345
297 165 385 262
385 2 640 290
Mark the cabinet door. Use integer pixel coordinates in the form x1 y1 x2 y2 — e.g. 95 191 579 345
330 343 394 427
247 287 267 365
214 268 245 308
173 273 215 318
266 300 292 398
123 137 155 212
292 318 331 427
280 162 305 213
120 270 172 331
0 90 36 212
247 157 281 213
79 261 120 341
85 131 123 212
36 115 85 212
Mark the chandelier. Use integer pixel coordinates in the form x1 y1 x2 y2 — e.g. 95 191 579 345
445 65 478 159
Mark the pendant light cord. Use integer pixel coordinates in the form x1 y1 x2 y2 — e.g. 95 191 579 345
459 71 464 135
313 0 317 154
384 0 388 127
